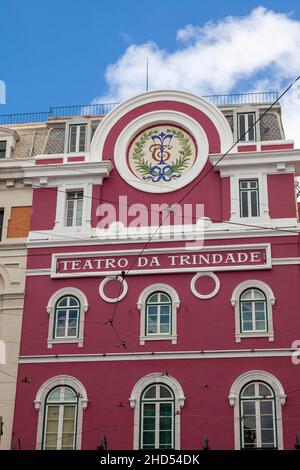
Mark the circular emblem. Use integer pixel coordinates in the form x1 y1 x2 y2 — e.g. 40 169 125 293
128 125 197 187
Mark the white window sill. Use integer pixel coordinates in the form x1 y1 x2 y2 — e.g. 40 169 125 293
139 335 177 345
47 337 84 348
235 332 274 342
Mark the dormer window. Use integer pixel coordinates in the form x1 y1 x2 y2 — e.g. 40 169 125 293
237 112 256 142
68 124 87 152
0 140 7 158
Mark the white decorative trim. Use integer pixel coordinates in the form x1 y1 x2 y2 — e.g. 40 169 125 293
90 90 233 162
63 118 92 153
129 372 185 450
190 271 220 299
114 110 209 193
99 276 128 303
46 287 88 348
19 347 297 363
50 243 271 278
233 105 260 143
34 375 88 450
231 280 275 342
229 172 270 223
137 283 180 345
228 370 286 450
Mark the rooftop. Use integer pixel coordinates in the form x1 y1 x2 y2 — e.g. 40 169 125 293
0 91 279 126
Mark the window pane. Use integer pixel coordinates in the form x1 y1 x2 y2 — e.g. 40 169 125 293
69 297 79 307
143 431 155 446
57 297 68 307
259 384 272 397
78 126 87 152
261 416 274 429
241 191 248 217
242 321 253 331
159 430 172 445
260 401 273 414
0 141 7 158
160 305 170 315
144 386 156 399
160 386 172 398
69 127 77 152
242 384 255 397
148 294 158 303
238 114 246 141
148 306 157 315
160 293 170 303
261 429 274 444
247 113 255 141
143 404 155 417
250 190 258 216
242 401 255 415
160 403 172 416
255 320 266 331
48 389 61 401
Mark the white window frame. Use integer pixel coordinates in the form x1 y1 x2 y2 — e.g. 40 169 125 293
43 386 78 450
130 372 185 450
239 179 259 218
228 370 286 450
54 181 93 233
231 280 275 342
233 106 260 143
34 375 88 450
46 287 88 348
65 190 84 227
137 284 180 345
53 295 80 340
0 129 18 159
229 172 270 223
64 119 92 154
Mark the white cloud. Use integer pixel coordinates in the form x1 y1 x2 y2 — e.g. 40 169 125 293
93 7 300 145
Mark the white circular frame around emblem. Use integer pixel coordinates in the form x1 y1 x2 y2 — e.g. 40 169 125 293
190 272 220 300
99 276 128 303
114 110 209 193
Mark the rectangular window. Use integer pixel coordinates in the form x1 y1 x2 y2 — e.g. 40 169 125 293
0 209 4 241
68 125 87 153
239 180 259 217
0 141 7 158
237 113 256 142
65 191 83 227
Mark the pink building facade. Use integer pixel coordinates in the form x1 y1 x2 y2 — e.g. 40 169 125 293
12 90 300 450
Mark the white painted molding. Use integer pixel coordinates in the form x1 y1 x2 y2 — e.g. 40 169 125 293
99 276 128 303
113 110 209 193
129 372 185 450
46 287 88 348
228 370 286 450
137 283 180 345
190 271 220 299
230 280 275 342
19 348 297 364
90 89 233 162
34 375 88 450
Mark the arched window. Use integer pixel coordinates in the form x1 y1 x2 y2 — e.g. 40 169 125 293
43 386 78 450
130 372 185 450
137 284 180 344
54 296 80 339
145 292 172 337
231 280 275 342
228 370 285 449
34 375 88 450
240 289 267 333
46 288 88 348
140 383 174 450
240 382 276 449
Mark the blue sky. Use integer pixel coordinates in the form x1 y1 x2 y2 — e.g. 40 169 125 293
1 0 300 142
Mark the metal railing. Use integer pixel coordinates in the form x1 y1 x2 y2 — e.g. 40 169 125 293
203 91 278 106
0 92 278 125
